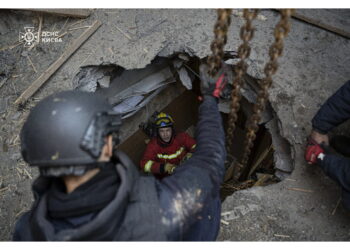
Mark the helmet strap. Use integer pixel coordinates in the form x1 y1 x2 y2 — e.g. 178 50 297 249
39 162 111 177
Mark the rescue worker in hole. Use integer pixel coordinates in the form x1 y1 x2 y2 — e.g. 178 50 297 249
140 112 196 179
305 80 350 210
13 62 229 241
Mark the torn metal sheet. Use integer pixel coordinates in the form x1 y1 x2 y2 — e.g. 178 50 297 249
110 66 175 104
112 95 144 114
115 85 168 119
103 57 170 100
178 67 192 90
265 117 293 178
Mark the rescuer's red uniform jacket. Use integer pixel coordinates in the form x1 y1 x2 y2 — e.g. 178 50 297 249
140 132 196 179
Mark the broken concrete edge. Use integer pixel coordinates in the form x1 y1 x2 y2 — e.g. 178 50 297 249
72 50 296 183
219 83 295 181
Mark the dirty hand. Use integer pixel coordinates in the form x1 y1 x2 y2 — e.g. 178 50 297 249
180 152 193 164
184 152 192 160
164 163 176 174
305 137 325 164
310 129 329 146
199 62 232 98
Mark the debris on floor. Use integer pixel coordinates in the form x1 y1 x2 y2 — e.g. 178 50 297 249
1 8 350 241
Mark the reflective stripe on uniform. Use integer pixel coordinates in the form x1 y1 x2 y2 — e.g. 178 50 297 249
144 160 154 172
157 147 184 160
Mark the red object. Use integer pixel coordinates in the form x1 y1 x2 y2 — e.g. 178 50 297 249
305 137 325 164
140 132 196 179
213 74 227 98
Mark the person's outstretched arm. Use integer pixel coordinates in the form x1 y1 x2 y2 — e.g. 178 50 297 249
312 80 350 134
158 95 226 240
157 63 230 240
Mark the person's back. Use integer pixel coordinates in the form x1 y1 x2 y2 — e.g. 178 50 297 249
14 151 168 240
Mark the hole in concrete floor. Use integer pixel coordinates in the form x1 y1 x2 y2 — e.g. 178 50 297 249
73 53 293 200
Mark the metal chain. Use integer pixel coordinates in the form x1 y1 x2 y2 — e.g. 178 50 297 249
226 9 258 164
207 9 232 77
236 9 294 180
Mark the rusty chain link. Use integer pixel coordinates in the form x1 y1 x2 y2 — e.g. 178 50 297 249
226 9 259 170
206 9 294 183
207 9 232 77
235 9 294 181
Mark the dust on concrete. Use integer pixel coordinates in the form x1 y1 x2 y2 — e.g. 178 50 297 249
0 9 350 241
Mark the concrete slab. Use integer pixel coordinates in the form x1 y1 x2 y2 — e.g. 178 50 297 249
0 9 350 240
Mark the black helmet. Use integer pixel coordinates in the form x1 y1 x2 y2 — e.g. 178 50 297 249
20 90 121 171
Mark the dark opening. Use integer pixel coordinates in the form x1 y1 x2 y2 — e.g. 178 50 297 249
74 53 293 200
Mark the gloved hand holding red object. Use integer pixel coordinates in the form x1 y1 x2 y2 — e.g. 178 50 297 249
305 136 325 164
199 62 233 99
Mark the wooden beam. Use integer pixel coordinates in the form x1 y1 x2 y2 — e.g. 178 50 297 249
23 9 91 18
15 20 102 106
276 9 350 40
291 12 350 39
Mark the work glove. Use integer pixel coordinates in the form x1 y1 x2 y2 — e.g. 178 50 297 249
164 163 176 174
184 152 192 161
305 137 326 164
199 62 233 99
180 152 193 164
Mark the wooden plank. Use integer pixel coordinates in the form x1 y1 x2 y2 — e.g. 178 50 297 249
23 9 91 18
248 144 273 179
15 20 102 106
292 12 350 39
287 187 314 193
284 9 350 39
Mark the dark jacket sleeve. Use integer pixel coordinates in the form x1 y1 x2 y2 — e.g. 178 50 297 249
318 154 350 209
181 132 196 152
312 80 350 134
318 155 350 192
157 96 226 240
13 211 31 241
